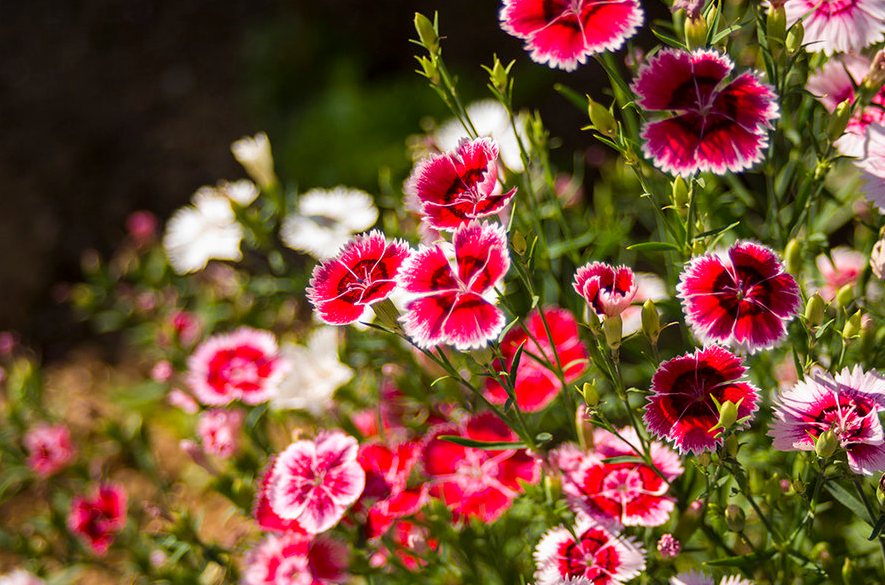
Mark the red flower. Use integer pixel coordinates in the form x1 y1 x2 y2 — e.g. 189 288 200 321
24 424 75 478
678 241 800 352
644 346 759 454
242 532 348 585
357 441 425 538
307 231 410 325
422 412 540 523
253 456 306 534
485 307 589 412
632 49 779 177
398 221 510 350
500 0 644 72
573 262 638 318
406 138 516 231
68 483 127 556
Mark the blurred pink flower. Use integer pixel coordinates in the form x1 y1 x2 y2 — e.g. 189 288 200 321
24 424 75 478
151 360 173 382
197 409 244 459
126 210 158 247
242 532 348 585
816 247 866 301
68 483 127 555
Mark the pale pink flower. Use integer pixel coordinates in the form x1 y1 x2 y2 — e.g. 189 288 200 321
24 424 75 478
151 360 174 382
671 570 753 585
0 570 45 585
167 388 199 414
197 409 245 458
778 0 885 55
126 210 158 247
872 238 885 280
816 246 866 301
241 531 348 585
657 533 681 559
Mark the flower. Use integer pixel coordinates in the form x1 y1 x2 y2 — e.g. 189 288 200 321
368 519 436 570
151 360 173 382
632 49 779 177
0 570 45 585
421 412 540 523
197 409 245 458
769 366 885 475
500 0 644 72
857 123 885 211
231 132 276 189
873 237 885 280
657 534 681 559
777 0 885 55
573 262 638 318
241 532 348 585
271 327 354 414
306 231 410 326
253 456 305 533
485 307 589 412
68 483 127 555
221 179 260 207
622 272 667 335
644 346 760 454
533 514 646 585
187 327 289 406
167 388 199 414
24 424 75 478
280 187 379 260
670 570 753 585
678 241 801 352
398 220 510 350
433 100 529 172
816 246 866 301
163 189 244 274
268 431 366 534
406 137 517 231
357 440 425 537
125 210 158 247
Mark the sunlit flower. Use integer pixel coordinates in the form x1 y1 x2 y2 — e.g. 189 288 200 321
358 441 425 537
778 0 885 55
253 456 305 533
220 179 260 207
433 100 529 172
0 570 45 585
197 408 245 459
632 49 779 177
671 570 753 585
241 532 348 585
857 123 885 211
163 189 243 274
816 246 866 301
68 483 127 556
500 0 644 71
281 187 379 260
573 262 638 318
231 132 276 189
24 424 75 478
872 237 885 280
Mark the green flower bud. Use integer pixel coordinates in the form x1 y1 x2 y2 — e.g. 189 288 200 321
786 21 804 53
784 239 802 276
588 98 617 137
582 382 600 408
767 4 787 49
641 299 661 344
697 452 712 467
843 310 862 340
804 293 825 328
863 49 885 98
472 345 494 367
792 478 806 495
414 13 439 54
842 558 855 585
836 283 853 309
877 473 885 508
490 56 509 93
371 298 402 333
725 504 746 532
672 177 690 214
415 55 440 85
814 429 838 459
827 100 853 141
725 434 739 457
684 14 707 50
585 307 602 334
603 315 623 350
511 230 527 256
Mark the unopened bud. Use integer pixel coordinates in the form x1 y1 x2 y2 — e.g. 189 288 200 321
371 298 402 333
827 100 853 141
877 473 885 508
489 56 510 93
767 4 787 49
684 14 708 49
725 504 746 532
416 56 440 85
793 478 806 494
588 98 617 137
603 315 623 349
843 310 862 340
672 177 690 213
641 299 661 344
414 13 439 54
710 399 740 434
725 434 739 457
835 283 853 309
697 452 712 467
784 239 802 276
231 132 276 190
472 345 494 367
785 22 804 53
511 230 527 255
842 558 855 585
864 49 885 96
581 382 600 408
585 307 602 334
805 293 825 327
657 533 681 559
815 429 838 459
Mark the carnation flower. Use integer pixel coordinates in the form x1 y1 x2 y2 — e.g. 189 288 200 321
644 345 760 454
422 412 540 523
398 220 510 350
777 0 885 55
433 100 529 172
197 408 245 458
485 307 589 412
573 262 638 318
368 519 436 571
68 483 127 556
671 570 753 585
500 0 644 72
533 514 646 585
632 49 779 177
163 189 244 274
769 366 885 475
268 431 366 534
816 246 866 301
406 137 517 231
231 132 276 189
241 532 348 585
307 231 410 326
253 456 305 533
280 187 379 260
24 424 75 478
125 210 158 247
357 441 425 538
187 327 289 406
657 534 681 559
0 570 45 585
857 123 885 211
678 241 801 352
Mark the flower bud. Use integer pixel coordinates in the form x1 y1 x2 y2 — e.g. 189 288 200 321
672 176 690 214
804 293 825 328
231 132 276 190
864 49 885 97
489 56 510 94
725 434 739 457
710 399 740 435
416 56 440 85
414 13 439 54
585 306 601 334
767 4 787 49
814 429 838 459
871 238 885 280
785 21 804 53
877 473 885 508
657 533 681 559
725 504 746 532
784 238 802 276
641 299 661 344
836 283 853 309
511 230 527 256
684 14 707 49
842 558 855 585
471 345 494 367
792 478 806 494
603 315 623 350
588 98 617 137
827 100 853 141
697 452 712 467
581 382 600 408
843 310 862 340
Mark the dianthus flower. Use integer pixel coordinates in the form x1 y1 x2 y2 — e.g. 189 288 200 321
534 514 646 585
644 346 760 454
777 0 885 55
357 441 425 538
671 570 753 585
253 456 305 533
769 366 885 475
267 431 366 534
241 532 348 585
573 262 637 318
187 327 289 406
500 0 644 71
422 412 540 523
816 246 866 301
678 241 800 352
163 189 244 274
307 231 410 326
68 483 127 556
398 220 510 350
0 570 45 585
657 534 681 559
197 408 244 459
857 123 885 211
24 424 75 478
485 307 589 412
632 49 779 177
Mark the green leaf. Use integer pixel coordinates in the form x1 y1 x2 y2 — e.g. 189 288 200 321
548 232 594 259
553 83 590 113
601 456 645 465
705 550 774 567
626 241 680 252
535 432 553 444
693 221 741 241
509 340 529 389
869 515 885 540
826 482 873 525
438 435 527 451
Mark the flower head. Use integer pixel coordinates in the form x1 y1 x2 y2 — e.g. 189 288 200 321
0 570 45 585
68 483 127 556
632 49 779 177
271 327 354 413
163 189 243 274
281 187 379 260
253 456 305 533
778 0 885 55
657 534 681 559
816 247 866 302
358 440 425 538
197 408 245 459
573 262 638 318
231 132 276 189
24 424 75 478
670 570 753 585
241 532 348 585
857 123 885 211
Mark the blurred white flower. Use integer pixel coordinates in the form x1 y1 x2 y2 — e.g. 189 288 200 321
221 179 259 207
434 99 530 172
271 326 354 414
280 186 379 259
231 132 276 189
0 570 45 585
163 190 243 274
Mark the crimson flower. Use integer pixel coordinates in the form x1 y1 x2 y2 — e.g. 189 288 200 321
68 483 127 556
242 532 348 585
24 424 75 478
632 49 779 177
573 262 638 318
253 456 305 534
357 441 425 538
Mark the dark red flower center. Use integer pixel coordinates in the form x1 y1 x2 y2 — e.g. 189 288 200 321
336 257 394 304
556 527 620 582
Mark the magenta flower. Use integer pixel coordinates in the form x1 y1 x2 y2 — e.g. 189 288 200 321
422 412 540 523
678 241 800 352
68 483 127 556
769 366 885 475
398 220 510 350
778 0 885 55
242 531 348 585
307 231 410 325
187 327 289 406
632 49 779 177
357 441 425 538
657 533 681 559
24 424 75 478
644 346 760 454
268 431 366 534
485 307 589 412
405 137 516 231
500 0 644 72
197 409 244 459
253 456 306 534
573 262 638 318
533 514 646 585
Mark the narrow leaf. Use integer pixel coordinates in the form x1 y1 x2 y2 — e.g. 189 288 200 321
438 435 527 451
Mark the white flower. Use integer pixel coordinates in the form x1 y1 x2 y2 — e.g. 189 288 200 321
434 99 530 172
270 326 354 414
231 132 276 188
0 570 45 585
163 190 243 274
280 186 379 259
221 179 259 207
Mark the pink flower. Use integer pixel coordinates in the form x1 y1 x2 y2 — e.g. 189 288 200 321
421 412 540 523
405 138 517 231
197 409 245 458
267 431 366 534
307 231 410 325
657 533 681 559
0 570 45 585
68 483 127 555
368 519 436 571
573 262 638 318
357 441 425 538
167 388 200 414
253 457 306 533
398 220 510 350
678 241 800 352
170 309 201 346
187 327 289 406
769 366 885 475
151 360 174 382
533 514 646 585
126 210 158 247
816 246 866 302
24 424 75 478
856 124 885 211
644 346 760 454
671 570 752 585
778 0 885 55
485 307 589 412
500 0 644 72
242 532 348 585
632 49 779 177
